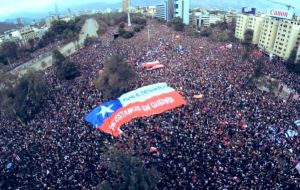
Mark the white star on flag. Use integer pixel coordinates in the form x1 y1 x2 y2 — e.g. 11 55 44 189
97 104 114 118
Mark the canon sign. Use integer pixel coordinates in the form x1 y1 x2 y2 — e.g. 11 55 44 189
267 9 293 20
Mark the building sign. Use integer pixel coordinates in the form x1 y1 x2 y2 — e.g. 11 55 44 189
267 8 293 20
242 7 256 15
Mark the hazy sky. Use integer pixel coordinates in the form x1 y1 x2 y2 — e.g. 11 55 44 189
0 0 299 20
0 0 119 18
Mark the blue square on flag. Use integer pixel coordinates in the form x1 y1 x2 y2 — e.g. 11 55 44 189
85 99 122 128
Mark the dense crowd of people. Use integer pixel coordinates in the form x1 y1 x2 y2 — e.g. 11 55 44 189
0 19 299 189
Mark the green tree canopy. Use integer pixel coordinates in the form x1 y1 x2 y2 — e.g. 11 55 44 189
172 17 185 32
97 147 160 190
0 41 18 61
95 54 136 99
243 29 254 45
52 49 80 80
0 70 49 120
286 49 300 74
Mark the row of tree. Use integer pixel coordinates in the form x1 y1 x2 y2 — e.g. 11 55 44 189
0 70 49 121
286 50 300 74
0 49 81 121
0 17 86 68
98 147 160 190
38 18 85 48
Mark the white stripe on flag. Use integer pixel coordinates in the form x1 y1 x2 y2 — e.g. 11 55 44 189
119 83 174 106
294 120 300 126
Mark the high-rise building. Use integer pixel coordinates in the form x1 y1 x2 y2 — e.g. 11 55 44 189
235 14 249 40
155 2 168 21
174 0 190 24
155 0 174 21
122 0 130 12
247 16 264 44
258 17 280 53
296 43 300 61
237 12 300 61
272 19 300 60
167 0 175 21
155 0 189 24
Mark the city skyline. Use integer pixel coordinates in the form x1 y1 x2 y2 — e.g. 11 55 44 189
0 0 299 21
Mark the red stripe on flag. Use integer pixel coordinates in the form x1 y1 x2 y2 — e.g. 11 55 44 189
99 91 186 136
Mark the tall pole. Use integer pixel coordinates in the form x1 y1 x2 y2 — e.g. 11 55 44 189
127 12 131 27
148 22 150 42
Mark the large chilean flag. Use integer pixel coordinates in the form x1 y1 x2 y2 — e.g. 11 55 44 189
85 83 186 136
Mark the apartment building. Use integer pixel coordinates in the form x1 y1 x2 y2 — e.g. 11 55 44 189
174 0 190 24
247 16 264 44
272 20 300 60
297 44 300 61
155 3 168 21
155 0 189 24
258 17 280 53
235 14 249 40
197 14 223 27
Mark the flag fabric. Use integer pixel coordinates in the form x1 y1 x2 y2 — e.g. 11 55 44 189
294 119 300 127
149 147 158 153
285 129 298 138
141 60 160 68
193 94 204 99
85 83 186 136
296 162 300 174
146 64 164 71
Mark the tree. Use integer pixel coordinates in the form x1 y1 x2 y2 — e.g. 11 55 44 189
0 41 18 62
121 31 134 39
185 25 195 37
243 29 254 46
285 49 300 74
56 60 81 80
97 147 160 190
131 17 147 26
172 17 185 32
28 38 35 51
84 36 95 47
53 49 65 67
0 70 49 120
52 49 80 80
133 25 142 33
95 54 135 99
200 28 212 37
119 22 125 29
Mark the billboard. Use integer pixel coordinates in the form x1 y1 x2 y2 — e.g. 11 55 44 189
242 7 256 14
267 8 293 20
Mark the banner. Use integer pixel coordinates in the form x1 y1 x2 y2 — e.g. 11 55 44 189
85 83 186 136
141 60 160 68
294 119 300 127
267 8 293 20
242 7 256 15
146 64 164 71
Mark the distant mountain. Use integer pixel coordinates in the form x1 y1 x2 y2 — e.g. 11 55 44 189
69 2 121 12
1 12 49 23
0 22 23 34
4 18 41 25
1 0 299 23
0 2 121 23
191 0 300 14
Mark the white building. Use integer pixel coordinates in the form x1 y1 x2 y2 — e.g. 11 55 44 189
0 26 45 46
174 0 190 24
272 19 300 60
155 2 168 21
155 0 189 24
197 14 223 27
